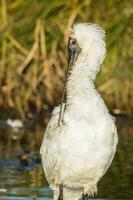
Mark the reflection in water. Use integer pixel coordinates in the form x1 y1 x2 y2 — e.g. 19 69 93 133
0 116 133 199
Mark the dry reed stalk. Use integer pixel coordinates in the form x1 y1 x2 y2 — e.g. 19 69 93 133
64 10 78 43
17 41 38 74
1 0 8 78
98 79 114 92
58 50 67 65
15 19 63 113
0 2 132 116
7 0 22 10
41 34 55 105
7 33 29 56
50 43 65 87
36 95 42 112
40 21 47 60
17 20 40 74
37 21 55 105
15 95 25 118
53 58 65 80
39 22 53 103
31 21 40 92
43 59 55 105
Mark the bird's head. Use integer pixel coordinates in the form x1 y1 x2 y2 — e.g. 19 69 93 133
68 23 106 79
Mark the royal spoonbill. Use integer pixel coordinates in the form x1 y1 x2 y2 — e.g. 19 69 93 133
40 23 118 200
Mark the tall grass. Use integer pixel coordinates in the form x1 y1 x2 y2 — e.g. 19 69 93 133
0 0 133 117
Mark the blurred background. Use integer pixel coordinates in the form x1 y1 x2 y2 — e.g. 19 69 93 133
0 0 133 199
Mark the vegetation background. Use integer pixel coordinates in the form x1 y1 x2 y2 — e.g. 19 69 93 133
0 0 133 119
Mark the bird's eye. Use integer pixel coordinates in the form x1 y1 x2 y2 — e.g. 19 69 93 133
72 39 77 45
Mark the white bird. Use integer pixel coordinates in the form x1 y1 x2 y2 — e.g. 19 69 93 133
40 23 118 200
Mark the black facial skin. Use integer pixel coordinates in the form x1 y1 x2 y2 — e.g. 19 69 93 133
68 37 82 66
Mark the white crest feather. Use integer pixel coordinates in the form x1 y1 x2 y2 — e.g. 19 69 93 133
73 23 105 41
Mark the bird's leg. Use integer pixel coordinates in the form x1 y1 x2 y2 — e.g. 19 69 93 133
58 184 63 200
82 193 88 200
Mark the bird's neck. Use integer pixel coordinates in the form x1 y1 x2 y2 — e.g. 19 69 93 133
65 54 100 106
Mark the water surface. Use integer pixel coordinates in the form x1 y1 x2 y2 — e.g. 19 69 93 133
0 116 133 199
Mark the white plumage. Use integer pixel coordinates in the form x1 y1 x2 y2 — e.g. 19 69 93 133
40 23 118 200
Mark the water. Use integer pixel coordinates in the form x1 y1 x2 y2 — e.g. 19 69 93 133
0 116 133 199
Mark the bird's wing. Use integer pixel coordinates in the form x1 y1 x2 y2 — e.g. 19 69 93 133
40 105 62 185
103 116 118 175
40 104 63 153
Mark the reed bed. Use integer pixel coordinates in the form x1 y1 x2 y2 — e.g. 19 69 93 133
0 0 133 117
